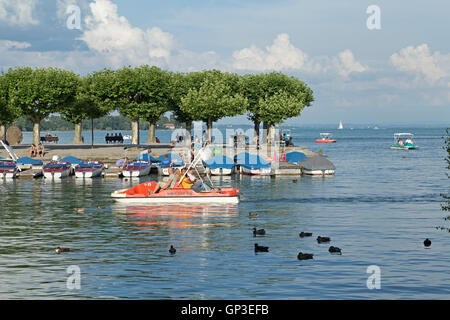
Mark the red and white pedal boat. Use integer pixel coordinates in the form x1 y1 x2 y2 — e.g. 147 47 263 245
315 133 336 143
74 161 104 178
122 161 151 177
43 161 72 179
0 161 19 179
111 181 240 204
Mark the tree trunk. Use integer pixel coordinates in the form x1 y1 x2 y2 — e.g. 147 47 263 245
73 122 83 144
262 122 268 145
186 121 192 147
0 124 5 141
268 124 275 146
207 118 213 143
253 120 260 146
147 120 156 143
131 119 139 145
33 119 41 147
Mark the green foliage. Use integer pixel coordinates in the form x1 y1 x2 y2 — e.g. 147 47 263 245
180 70 248 122
114 65 172 123
0 72 22 126
61 75 111 124
239 72 314 125
7 67 79 122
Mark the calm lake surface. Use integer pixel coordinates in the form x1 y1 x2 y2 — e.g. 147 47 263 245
1 126 449 299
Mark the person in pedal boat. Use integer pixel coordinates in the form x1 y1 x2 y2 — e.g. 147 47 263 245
150 168 181 194
186 168 221 193
180 168 194 189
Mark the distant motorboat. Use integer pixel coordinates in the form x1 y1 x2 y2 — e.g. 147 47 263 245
338 121 343 130
123 135 132 140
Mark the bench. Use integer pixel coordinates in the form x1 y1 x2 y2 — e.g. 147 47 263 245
40 136 59 143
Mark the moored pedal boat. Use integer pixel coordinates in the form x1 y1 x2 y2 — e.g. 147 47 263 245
111 181 240 204
204 155 235 176
122 161 151 177
43 161 72 179
74 161 104 178
0 161 19 179
235 152 272 176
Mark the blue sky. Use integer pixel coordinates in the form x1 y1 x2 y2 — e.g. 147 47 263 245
0 0 448 125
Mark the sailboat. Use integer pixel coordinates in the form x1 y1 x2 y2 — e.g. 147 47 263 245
338 120 343 130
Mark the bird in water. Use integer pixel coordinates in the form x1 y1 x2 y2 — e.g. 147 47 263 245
328 246 342 254
254 243 269 252
253 228 266 236
248 213 259 218
424 238 431 247
297 252 314 260
74 208 85 213
97 206 105 210
292 179 298 183
55 247 70 254
169 245 176 254
299 232 313 238
317 236 331 243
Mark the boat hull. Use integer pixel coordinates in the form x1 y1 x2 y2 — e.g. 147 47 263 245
43 168 72 179
122 166 151 177
315 140 336 143
112 195 240 204
302 169 335 175
390 145 418 150
75 167 103 178
157 165 184 176
207 167 234 176
240 166 272 176
0 170 18 179
111 182 240 204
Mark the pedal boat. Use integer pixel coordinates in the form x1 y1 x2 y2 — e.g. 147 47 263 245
390 133 418 150
111 181 240 204
74 161 104 178
122 161 151 177
43 161 72 179
0 161 19 179
315 133 336 143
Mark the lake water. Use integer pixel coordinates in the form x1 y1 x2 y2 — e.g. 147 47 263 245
1 126 449 299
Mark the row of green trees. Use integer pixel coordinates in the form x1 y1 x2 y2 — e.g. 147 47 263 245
0 66 314 146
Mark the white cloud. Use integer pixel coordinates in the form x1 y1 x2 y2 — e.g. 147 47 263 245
232 33 307 71
333 49 366 78
0 40 31 51
390 44 449 83
231 34 366 78
78 0 175 67
0 0 38 26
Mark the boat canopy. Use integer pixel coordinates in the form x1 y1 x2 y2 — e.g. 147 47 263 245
61 156 83 164
394 133 414 137
204 155 235 170
298 156 336 171
16 157 43 166
285 151 307 164
136 153 157 162
157 153 184 165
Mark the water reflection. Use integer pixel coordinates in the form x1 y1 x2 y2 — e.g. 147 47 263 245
115 204 239 231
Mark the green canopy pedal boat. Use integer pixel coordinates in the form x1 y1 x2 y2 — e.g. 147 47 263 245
390 133 418 150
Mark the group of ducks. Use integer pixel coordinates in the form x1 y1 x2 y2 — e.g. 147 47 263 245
250 213 342 260
253 226 342 260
